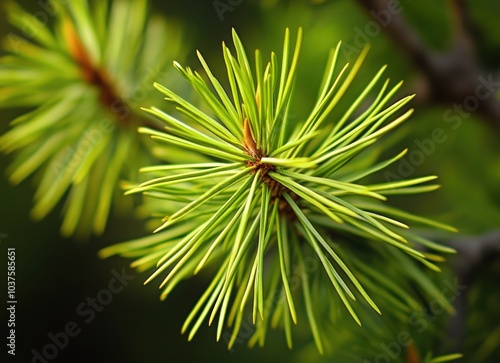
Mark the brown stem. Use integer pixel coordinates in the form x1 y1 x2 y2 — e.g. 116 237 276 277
62 20 131 123
62 19 161 131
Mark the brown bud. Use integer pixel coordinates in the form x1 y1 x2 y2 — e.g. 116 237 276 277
243 117 258 157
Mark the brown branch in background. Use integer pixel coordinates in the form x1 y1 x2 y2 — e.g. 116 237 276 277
356 0 500 127
445 231 500 352
449 230 500 276
449 0 476 51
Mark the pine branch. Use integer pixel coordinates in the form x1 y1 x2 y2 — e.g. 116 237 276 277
101 27 456 352
0 0 182 237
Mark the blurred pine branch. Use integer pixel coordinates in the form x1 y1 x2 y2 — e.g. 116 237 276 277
0 0 183 237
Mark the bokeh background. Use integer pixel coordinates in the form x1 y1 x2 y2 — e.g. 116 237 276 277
1 0 499 362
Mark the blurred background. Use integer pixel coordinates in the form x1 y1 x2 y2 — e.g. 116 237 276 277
1 0 499 362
